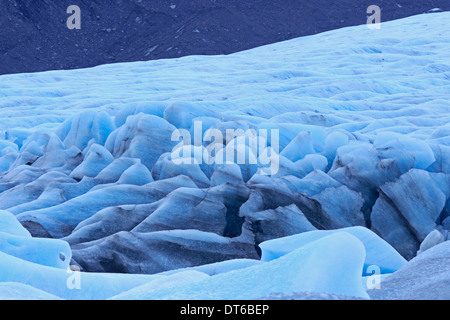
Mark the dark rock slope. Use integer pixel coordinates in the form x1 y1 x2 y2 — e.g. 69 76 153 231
1 0 448 74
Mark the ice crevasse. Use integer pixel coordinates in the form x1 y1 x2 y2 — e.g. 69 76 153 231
0 207 405 300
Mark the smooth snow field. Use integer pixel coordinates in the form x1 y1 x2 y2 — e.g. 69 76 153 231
0 12 449 300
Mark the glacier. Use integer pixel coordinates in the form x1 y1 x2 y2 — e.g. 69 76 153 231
0 12 449 299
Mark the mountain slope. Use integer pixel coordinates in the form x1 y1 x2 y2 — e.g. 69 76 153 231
1 0 449 74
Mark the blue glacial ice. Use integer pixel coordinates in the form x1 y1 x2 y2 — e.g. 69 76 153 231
0 12 449 299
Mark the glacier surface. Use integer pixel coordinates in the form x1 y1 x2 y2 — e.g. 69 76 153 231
0 12 449 299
